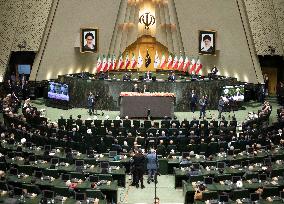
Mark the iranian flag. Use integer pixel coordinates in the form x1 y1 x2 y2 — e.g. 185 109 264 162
118 54 124 70
107 55 113 71
124 53 130 69
188 58 196 74
137 50 143 68
183 56 190 72
195 58 203 75
96 55 102 73
177 55 184 71
167 55 173 69
172 56 179 69
153 50 160 69
130 53 137 69
160 53 166 69
112 55 117 70
101 55 108 72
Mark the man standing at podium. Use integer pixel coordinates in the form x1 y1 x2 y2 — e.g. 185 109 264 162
209 65 219 80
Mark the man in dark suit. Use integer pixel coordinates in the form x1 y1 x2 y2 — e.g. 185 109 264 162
199 95 207 119
211 65 218 75
189 89 198 113
167 140 177 155
157 140 166 157
209 65 218 80
87 92 95 115
168 72 176 82
132 149 146 188
5 80 14 94
132 84 140 92
111 139 122 153
22 81 29 100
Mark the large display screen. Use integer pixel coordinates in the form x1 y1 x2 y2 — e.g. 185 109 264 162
48 82 69 101
18 64 31 75
222 85 245 102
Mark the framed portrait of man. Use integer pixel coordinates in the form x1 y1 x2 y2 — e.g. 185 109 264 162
80 28 98 53
198 30 216 55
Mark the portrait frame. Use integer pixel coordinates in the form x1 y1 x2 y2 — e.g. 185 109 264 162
80 27 98 53
198 30 216 55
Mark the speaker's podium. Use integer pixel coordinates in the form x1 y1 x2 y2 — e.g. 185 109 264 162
119 92 175 119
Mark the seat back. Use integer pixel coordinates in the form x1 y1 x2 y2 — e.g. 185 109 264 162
113 120 121 128
208 142 219 155
262 187 279 198
18 165 34 176
133 120 140 129
103 120 111 128
232 189 249 200
22 184 39 194
0 181 8 191
43 169 59 178
54 186 70 197
85 189 105 199
93 120 102 127
70 172 85 180
98 174 113 181
161 120 170 129
144 120 152 129
123 120 131 129
0 162 7 171
202 191 218 201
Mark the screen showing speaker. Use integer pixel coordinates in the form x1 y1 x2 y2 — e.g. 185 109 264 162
222 85 245 102
48 81 69 101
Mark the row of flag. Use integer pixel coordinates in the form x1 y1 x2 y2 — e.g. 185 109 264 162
95 51 203 75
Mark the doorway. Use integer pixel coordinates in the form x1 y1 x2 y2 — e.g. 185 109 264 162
262 67 277 95
7 51 36 81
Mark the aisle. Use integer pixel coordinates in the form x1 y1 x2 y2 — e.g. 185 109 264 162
118 175 184 204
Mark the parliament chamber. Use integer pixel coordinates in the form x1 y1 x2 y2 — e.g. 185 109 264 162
0 0 284 204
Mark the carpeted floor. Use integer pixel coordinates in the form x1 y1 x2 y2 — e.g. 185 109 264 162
118 175 183 204
30 97 280 126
